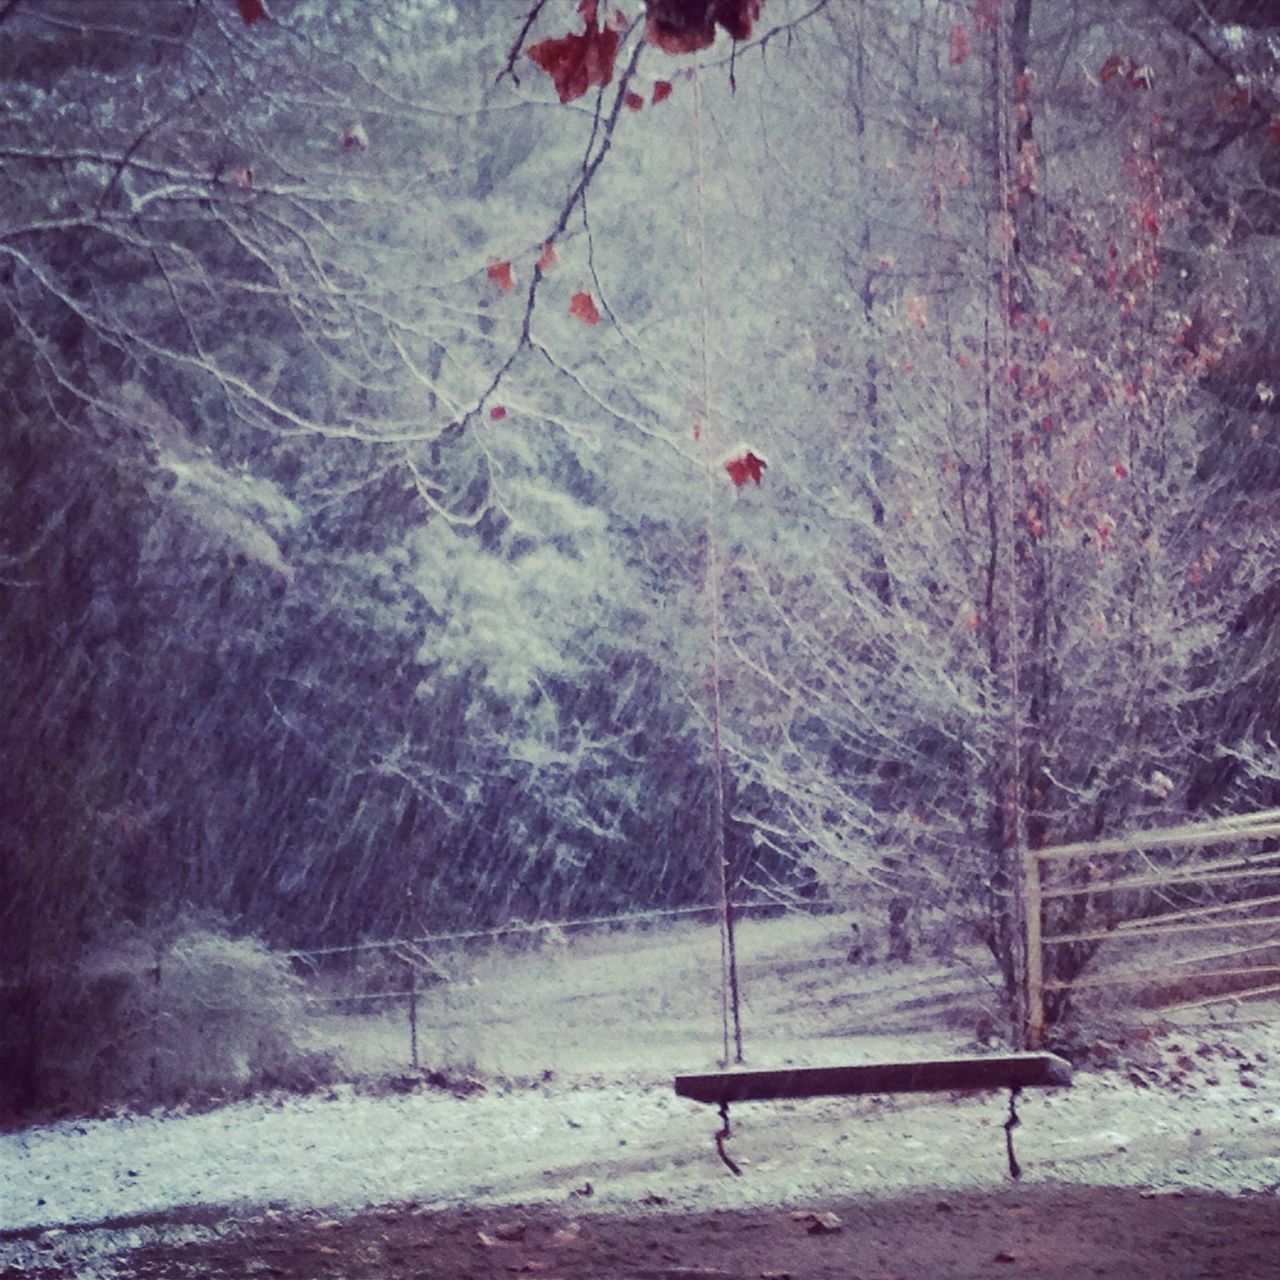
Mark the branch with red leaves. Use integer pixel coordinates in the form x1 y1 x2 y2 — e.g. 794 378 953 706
513 1 781 103
446 35 647 443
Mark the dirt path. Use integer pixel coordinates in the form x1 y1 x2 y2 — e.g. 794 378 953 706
9 1185 1277 1279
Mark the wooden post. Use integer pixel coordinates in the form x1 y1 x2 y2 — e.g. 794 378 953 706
405 886 419 1070
145 939 164 1102
1023 847 1044 1049
406 958 419 1070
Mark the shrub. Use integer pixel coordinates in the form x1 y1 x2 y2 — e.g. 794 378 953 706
11 925 338 1116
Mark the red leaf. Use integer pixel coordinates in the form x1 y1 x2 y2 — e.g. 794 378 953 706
1114 462 1128 478
647 16 715 52
487 260 515 293
1269 120 1280 148
569 291 600 325
949 25 971 66
652 80 673 104
528 9 621 104
715 0 763 41
625 90 645 111
236 0 267 23
646 0 762 54
724 447 767 488
490 406 507 421
1099 53 1126 85
973 0 999 34
537 241 557 272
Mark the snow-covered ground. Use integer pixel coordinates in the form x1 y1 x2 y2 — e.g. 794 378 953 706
2 914 1277 1274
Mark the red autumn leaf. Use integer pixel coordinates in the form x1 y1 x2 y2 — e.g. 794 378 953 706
1269 120 1280 148
1099 53 1126 85
1114 462 1128 478
716 0 763 41
487 260 515 293
724 446 767 488
646 0 762 54
569 291 600 325
537 241 557 272
653 80 673 104
949 25 971 66
528 2 621 104
625 90 645 111
236 0 267 23
490 406 507 421
1036 314 1050 336
973 0 999 34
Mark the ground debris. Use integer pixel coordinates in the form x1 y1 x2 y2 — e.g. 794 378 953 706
789 1210 842 1234
550 1220 582 1245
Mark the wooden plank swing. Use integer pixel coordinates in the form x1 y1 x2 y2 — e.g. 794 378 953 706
675 1051 1072 1178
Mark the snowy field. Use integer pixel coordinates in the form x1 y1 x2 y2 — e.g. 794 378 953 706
2 915 1277 1275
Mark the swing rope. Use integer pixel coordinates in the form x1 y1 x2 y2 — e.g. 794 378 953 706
692 71 744 1067
993 2 1029 1041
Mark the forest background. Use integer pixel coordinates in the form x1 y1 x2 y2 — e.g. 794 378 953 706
2 0 1279 1114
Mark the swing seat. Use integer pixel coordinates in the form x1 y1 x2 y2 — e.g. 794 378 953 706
675 1052 1071 1179
675 1051 1072 1105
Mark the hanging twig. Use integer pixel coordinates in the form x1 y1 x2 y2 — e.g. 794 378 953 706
496 0 551 87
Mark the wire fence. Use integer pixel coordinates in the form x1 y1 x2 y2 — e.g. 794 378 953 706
287 898 848 1071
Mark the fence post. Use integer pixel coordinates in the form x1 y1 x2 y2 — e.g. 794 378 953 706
404 885 419 1070
1023 847 1044 1049
149 939 164 1098
406 958 419 1070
